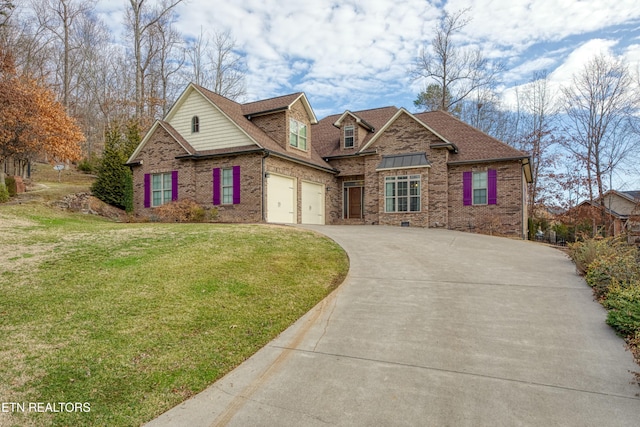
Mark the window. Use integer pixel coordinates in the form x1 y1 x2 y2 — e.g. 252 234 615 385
222 168 233 204
213 166 241 205
473 171 488 205
463 170 497 206
344 125 354 148
385 175 421 213
152 173 172 207
191 116 200 133
289 119 307 150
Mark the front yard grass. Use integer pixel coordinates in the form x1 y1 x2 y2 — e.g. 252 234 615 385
0 204 348 426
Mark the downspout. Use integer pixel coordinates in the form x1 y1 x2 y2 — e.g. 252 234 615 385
262 151 270 222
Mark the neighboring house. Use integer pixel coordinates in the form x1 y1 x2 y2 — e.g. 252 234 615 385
569 190 640 243
126 83 532 238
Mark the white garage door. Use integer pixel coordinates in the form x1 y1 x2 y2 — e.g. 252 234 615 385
301 181 324 225
267 174 295 224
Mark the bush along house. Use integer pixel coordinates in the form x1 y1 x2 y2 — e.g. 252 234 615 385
126 83 532 238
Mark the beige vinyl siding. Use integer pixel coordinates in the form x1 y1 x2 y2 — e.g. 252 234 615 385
167 90 255 151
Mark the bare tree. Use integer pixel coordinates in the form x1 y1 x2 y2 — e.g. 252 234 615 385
185 28 246 100
411 8 503 113
38 0 96 110
561 54 640 214
126 0 183 119
514 71 563 214
153 11 184 116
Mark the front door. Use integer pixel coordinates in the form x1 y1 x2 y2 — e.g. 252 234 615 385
345 186 363 219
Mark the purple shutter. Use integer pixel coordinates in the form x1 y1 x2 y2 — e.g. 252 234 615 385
463 171 472 206
171 171 178 201
232 165 241 204
488 169 497 205
213 168 221 205
144 174 151 208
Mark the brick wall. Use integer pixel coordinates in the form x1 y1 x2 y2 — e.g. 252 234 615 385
265 156 336 224
250 111 286 151
193 154 264 223
448 162 526 237
131 125 196 215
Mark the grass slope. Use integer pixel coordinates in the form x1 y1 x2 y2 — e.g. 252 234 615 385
0 204 348 426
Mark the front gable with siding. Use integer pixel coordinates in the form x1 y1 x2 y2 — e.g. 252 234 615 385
127 83 531 238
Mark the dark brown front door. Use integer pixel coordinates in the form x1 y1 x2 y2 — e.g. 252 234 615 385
347 187 363 219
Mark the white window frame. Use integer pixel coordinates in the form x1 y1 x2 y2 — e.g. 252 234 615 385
344 125 354 148
152 173 172 207
191 116 200 133
289 119 307 150
385 175 421 213
473 171 488 205
221 168 233 205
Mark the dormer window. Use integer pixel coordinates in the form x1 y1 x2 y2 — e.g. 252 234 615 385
344 125 354 148
289 119 307 150
191 116 200 133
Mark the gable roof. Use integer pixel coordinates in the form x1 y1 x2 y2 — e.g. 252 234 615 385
163 84 333 171
313 106 399 158
333 110 375 131
127 120 195 164
360 108 457 153
414 111 528 164
242 92 318 124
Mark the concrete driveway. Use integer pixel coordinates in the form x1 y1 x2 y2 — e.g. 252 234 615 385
146 226 640 426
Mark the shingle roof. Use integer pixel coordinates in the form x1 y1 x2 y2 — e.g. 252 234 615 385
414 111 528 163
313 107 527 164
191 84 333 171
622 191 640 201
242 93 304 116
313 107 399 158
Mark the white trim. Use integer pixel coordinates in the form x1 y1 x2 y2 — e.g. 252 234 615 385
360 108 454 152
290 93 318 124
127 121 193 164
333 110 374 130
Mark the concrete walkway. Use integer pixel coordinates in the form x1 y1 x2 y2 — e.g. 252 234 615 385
146 226 640 426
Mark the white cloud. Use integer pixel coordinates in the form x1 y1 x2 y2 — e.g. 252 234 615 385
95 0 640 115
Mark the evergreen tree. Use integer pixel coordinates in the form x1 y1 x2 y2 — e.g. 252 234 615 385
91 120 140 211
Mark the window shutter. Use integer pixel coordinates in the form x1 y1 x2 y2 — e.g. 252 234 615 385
213 168 221 205
232 165 241 204
463 172 472 206
144 174 151 208
488 169 497 205
171 171 178 201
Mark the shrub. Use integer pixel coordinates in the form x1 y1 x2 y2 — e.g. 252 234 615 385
0 183 9 203
4 175 16 196
77 156 100 173
604 284 640 337
585 250 640 299
154 199 217 223
569 237 614 275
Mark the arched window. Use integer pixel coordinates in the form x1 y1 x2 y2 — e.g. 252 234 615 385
191 116 200 133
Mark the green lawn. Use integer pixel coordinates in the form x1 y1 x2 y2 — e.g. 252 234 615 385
0 204 348 426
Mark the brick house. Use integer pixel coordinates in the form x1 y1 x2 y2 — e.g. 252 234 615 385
126 83 532 238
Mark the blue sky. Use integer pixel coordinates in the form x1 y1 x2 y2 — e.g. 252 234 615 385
96 0 640 119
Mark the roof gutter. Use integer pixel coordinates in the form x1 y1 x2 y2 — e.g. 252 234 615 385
448 155 530 165
323 150 378 161
175 148 265 160
245 107 288 120
175 148 337 174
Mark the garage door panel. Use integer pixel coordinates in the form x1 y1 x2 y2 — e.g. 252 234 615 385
267 175 295 224
302 181 324 225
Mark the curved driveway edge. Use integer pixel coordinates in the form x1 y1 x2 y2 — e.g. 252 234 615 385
146 226 640 426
